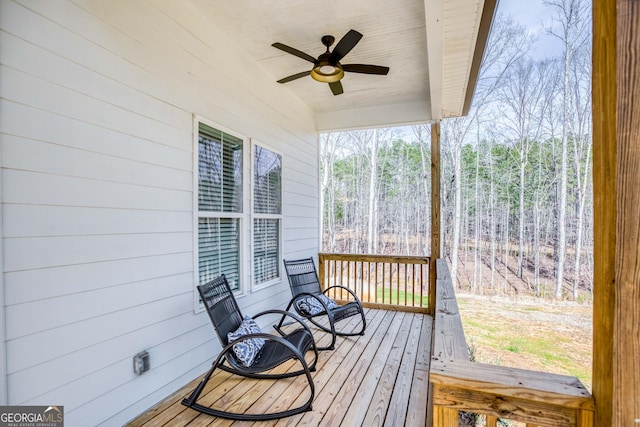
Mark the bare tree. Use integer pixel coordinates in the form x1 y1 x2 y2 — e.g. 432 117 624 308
367 129 379 253
545 0 591 298
320 132 343 251
413 124 432 255
568 23 592 299
443 16 532 287
497 59 552 280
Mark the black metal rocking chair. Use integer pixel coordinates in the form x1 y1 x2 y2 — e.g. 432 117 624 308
181 274 318 421
278 258 367 351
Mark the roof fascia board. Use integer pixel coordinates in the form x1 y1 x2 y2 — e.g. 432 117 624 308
461 0 499 116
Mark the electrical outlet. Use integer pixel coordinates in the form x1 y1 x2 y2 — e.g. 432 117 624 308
133 351 150 375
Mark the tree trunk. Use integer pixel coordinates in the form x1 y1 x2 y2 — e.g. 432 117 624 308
489 140 496 289
473 144 481 292
555 45 570 300
451 142 463 288
367 129 378 254
573 138 592 299
504 201 510 293
533 197 541 295
518 154 526 278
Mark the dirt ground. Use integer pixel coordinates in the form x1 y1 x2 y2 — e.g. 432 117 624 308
456 293 593 390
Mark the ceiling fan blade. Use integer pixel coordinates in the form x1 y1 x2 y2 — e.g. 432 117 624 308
271 42 316 63
343 64 390 75
277 70 311 83
329 29 363 64
329 81 343 96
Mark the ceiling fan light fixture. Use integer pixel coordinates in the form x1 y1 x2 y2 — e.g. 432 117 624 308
272 29 388 95
310 61 344 83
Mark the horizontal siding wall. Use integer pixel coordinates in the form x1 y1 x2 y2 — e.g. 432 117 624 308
0 86 5 407
0 0 318 425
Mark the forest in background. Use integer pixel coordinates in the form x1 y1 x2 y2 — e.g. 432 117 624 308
320 0 592 301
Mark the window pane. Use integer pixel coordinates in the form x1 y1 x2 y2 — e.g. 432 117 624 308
254 218 280 284
199 217 240 290
199 123 243 212
254 146 281 215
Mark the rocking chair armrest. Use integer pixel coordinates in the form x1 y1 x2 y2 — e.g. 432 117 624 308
252 309 316 338
324 285 364 307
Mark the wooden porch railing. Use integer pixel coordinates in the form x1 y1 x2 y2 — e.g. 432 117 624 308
430 259 595 427
318 253 431 313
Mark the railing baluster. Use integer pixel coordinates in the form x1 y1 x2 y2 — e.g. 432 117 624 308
485 415 498 427
396 263 400 305
317 253 430 311
411 263 415 307
347 261 352 301
335 259 339 295
420 263 424 307
364 261 369 302
404 263 408 306
360 261 364 301
382 262 386 305
373 262 377 303
327 260 336 292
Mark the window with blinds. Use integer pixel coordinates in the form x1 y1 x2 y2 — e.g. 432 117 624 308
253 144 282 286
197 122 244 291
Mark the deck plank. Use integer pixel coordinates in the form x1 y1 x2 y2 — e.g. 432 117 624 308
406 315 434 427
362 312 414 426
277 309 389 427
125 309 433 427
322 314 404 425
339 311 406 426
384 313 424 426
254 309 382 427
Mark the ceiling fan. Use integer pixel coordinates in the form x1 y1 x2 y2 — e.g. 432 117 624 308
272 29 390 96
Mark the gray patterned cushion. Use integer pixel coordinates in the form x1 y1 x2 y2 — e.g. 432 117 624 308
227 316 265 367
295 294 338 315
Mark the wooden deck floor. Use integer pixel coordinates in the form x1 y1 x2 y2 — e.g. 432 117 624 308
126 308 433 426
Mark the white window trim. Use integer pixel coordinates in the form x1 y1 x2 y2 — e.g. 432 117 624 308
192 115 249 312
250 140 283 291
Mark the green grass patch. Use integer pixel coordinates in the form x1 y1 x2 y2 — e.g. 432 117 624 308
505 343 520 353
479 330 591 387
375 288 429 307
463 318 500 334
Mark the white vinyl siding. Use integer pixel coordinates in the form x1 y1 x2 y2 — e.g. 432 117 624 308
0 0 318 425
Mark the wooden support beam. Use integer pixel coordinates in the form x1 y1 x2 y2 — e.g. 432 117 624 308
429 121 441 317
592 1 616 424
613 1 640 424
592 0 640 425
430 359 594 427
432 405 458 427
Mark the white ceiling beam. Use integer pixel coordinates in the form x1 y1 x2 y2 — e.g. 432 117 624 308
424 0 444 120
314 101 431 132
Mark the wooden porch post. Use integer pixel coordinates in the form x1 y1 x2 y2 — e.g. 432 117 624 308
592 0 640 425
429 121 441 316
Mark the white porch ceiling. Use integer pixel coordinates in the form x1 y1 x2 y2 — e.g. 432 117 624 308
189 0 495 131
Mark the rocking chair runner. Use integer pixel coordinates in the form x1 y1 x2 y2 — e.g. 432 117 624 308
182 274 318 421
279 258 367 351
